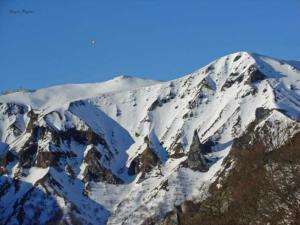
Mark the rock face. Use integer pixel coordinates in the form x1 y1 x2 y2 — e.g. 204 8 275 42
35 151 76 168
18 142 38 168
1 52 300 225
0 142 14 174
182 131 208 172
83 146 122 184
247 65 266 83
128 137 161 181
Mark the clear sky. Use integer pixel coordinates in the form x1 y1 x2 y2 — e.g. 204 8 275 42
1 0 299 92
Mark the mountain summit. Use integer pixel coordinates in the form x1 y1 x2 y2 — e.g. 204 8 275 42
1 52 300 225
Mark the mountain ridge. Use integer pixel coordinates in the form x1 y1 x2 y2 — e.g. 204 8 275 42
1 51 300 225
0 51 283 100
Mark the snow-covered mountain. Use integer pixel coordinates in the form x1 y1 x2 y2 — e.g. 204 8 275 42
1 52 300 225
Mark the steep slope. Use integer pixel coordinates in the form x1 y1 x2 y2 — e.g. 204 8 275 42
158 110 300 225
0 52 300 225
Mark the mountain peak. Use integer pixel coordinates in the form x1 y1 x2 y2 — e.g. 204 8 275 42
113 75 134 80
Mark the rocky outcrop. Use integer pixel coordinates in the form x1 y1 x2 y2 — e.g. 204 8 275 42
35 151 76 168
221 73 244 91
0 143 15 174
187 91 207 110
128 147 160 176
58 127 108 147
18 112 112 171
18 142 38 168
255 107 271 122
169 142 185 159
128 137 161 180
233 54 241 62
148 93 176 112
82 146 122 184
25 110 38 133
182 131 209 172
221 65 266 92
245 65 266 84
148 98 163 111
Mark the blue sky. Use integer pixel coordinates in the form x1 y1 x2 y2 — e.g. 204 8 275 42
1 0 299 92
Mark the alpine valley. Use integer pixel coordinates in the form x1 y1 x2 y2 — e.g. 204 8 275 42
1 52 300 225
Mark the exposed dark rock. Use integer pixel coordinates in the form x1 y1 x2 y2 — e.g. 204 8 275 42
148 98 163 111
116 107 122 117
59 127 108 148
221 66 266 91
35 151 76 168
32 124 107 148
255 106 270 118
19 124 57 169
25 110 39 133
290 84 296 90
205 64 214 74
245 66 266 84
197 77 215 91
8 120 24 137
86 128 106 146
169 132 185 159
233 54 241 62
129 146 161 176
128 157 140 176
64 164 76 178
255 107 271 122
160 179 169 191
169 142 185 159
199 139 215 155
182 131 208 172
182 113 189 119
221 74 244 91
241 87 257 98
0 148 15 174
128 137 161 180
187 91 206 110
18 142 38 168
148 93 176 112
11 108 113 176
83 146 122 184
244 107 272 134
231 115 241 137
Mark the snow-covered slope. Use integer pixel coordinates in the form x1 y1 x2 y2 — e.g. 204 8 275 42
1 52 300 225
